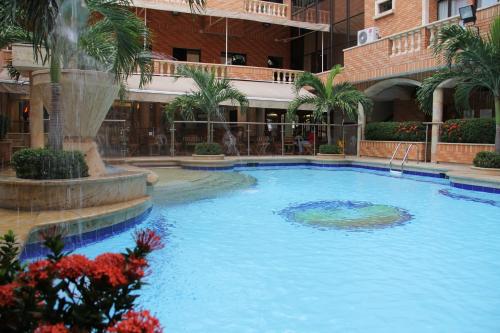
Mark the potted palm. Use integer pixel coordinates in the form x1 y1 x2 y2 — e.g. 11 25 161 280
165 66 248 160
0 114 11 164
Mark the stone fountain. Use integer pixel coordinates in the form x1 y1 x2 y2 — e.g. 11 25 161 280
31 69 119 176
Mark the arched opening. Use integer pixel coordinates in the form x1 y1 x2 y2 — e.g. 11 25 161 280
364 78 427 123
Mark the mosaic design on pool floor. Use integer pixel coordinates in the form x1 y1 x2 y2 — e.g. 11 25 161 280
438 189 500 207
279 200 413 230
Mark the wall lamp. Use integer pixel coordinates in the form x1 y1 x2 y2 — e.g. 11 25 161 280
459 5 477 25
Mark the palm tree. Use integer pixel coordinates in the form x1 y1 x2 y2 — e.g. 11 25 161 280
165 66 249 143
0 0 206 150
417 17 500 152
288 65 372 145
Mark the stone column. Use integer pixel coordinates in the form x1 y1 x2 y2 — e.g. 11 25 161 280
431 88 444 162
357 103 366 157
30 86 45 148
422 0 430 25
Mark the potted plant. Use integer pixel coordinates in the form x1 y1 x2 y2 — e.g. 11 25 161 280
0 115 12 164
317 144 345 159
192 142 225 160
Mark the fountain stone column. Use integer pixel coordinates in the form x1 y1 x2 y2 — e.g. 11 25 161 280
29 85 45 148
31 69 119 176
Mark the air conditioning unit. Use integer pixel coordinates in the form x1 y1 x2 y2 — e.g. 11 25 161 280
357 27 380 46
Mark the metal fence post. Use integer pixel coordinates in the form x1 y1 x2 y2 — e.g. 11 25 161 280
170 123 175 157
281 123 284 156
247 124 250 156
313 125 316 156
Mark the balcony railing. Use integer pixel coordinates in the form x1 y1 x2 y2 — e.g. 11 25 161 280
151 59 303 84
244 0 288 18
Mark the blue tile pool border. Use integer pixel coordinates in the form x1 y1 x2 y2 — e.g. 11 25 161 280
182 161 500 194
20 206 153 261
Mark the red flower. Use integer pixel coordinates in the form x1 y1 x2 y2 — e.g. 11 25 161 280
107 310 162 333
23 259 52 284
91 253 128 287
0 282 19 307
54 254 93 280
34 323 69 333
134 230 163 253
126 256 148 280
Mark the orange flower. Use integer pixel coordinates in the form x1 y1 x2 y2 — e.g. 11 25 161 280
91 253 128 287
0 282 19 307
54 254 93 280
107 310 162 333
134 229 163 253
34 323 69 333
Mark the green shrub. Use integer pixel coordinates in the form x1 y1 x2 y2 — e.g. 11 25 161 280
440 118 495 143
365 121 426 142
11 148 89 179
319 144 341 154
194 142 223 155
0 114 9 140
473 151 500 169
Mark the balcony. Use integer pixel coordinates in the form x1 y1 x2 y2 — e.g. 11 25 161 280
133 0 329 31
338 4 499 84
151 59 303 84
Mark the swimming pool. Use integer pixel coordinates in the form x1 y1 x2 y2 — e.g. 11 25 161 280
76 167 500 333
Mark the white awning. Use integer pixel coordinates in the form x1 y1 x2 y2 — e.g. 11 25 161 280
126 75 314 110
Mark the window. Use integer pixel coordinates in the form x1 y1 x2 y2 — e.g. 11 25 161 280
438 0 468 20
172 48 201 62
221 52 247 66
375 0 393 16
267 56 283 69
478 0 499 8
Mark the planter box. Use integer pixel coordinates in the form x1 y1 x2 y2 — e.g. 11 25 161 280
0 140 12 164
316 153 345 159
435 143 494 164
359 140 426 161
192 154 225 160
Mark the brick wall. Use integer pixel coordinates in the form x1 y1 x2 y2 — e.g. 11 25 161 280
337 3 500 84
365 0 422 37
145 9 292 68
435 143 495 164
393 99 427 122
360 140 426 161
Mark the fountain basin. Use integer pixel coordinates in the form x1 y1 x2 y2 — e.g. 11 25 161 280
0 171 148 211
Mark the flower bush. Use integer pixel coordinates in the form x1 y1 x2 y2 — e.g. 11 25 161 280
0 229 164 333
194 142 223 155
440 118 495 144
365 121 426 142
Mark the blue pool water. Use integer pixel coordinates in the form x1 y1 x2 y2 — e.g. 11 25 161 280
77 167 500 332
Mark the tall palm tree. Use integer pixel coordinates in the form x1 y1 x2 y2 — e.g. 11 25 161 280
288 65 372 145
417 17 500 152
0 0 205 150
165 66 249 143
